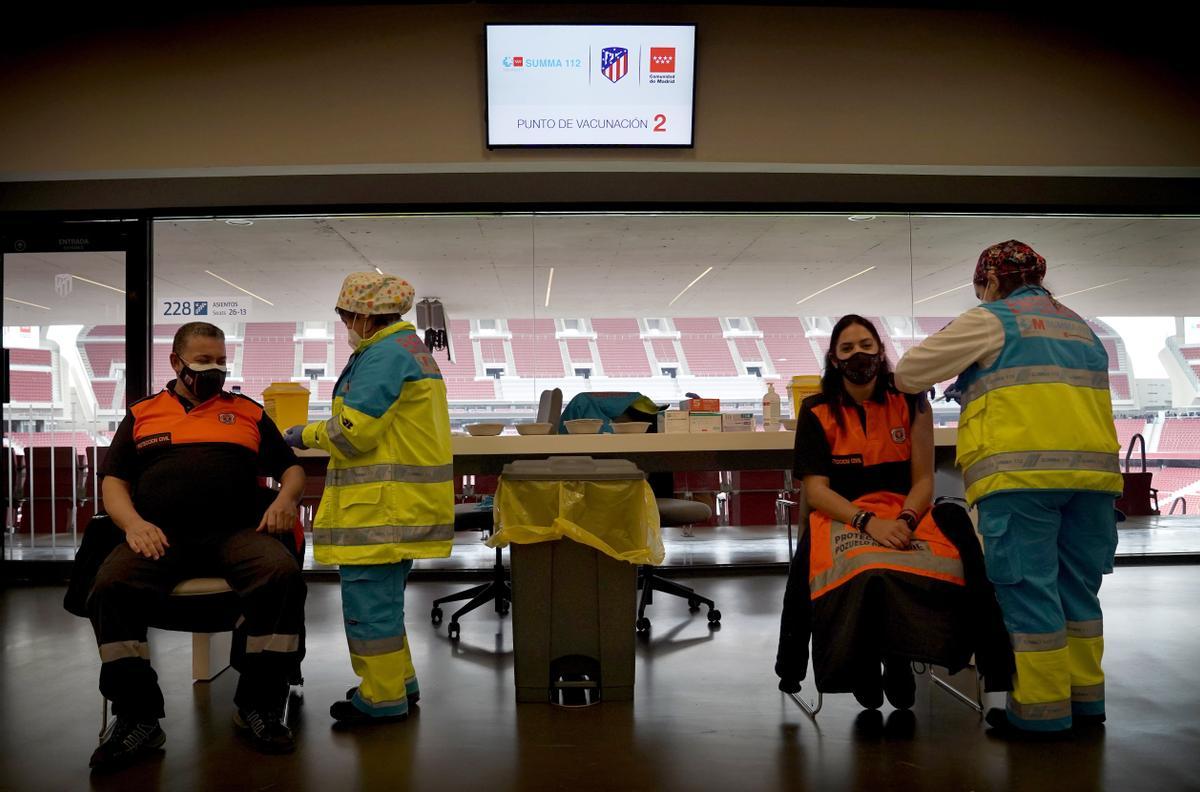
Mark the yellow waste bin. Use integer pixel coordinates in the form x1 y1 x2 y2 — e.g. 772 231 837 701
490 456 663 705
788 375 822 418
261 382 311 430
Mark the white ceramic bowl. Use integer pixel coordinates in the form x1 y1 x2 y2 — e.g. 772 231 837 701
515 422 554 436
564 419 604 435
611 422 650 434
465 422 506 437
781 418 798 431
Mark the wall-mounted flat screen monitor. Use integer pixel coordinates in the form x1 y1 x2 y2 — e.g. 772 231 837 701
485 24 696 147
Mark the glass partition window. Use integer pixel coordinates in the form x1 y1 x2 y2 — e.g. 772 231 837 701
3 251 126 560
8 211 1198 563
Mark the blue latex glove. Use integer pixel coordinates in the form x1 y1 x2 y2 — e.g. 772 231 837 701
283 425 308 449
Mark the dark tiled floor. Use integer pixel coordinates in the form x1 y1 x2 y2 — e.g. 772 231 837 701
8 515 1200 569
1 565 1198 790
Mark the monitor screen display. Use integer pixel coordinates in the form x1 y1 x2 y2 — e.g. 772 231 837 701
485 24 696 147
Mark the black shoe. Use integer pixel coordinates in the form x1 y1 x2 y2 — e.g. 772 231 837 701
346 685 420 706
234 709 295 754
777 678 802 695
853 672 884 710
89 718 165 770
1072 712 1106 732
330 699 408 725
883 658 916 710
984 707 1071 741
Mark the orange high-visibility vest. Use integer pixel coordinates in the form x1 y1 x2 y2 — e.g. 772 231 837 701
806 391 965 599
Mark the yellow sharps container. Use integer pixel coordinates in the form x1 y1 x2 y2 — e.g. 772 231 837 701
262 382 311 430
788 376 822 418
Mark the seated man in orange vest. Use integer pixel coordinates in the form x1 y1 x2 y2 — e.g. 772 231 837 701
776 315 1011 713
87 321 307 770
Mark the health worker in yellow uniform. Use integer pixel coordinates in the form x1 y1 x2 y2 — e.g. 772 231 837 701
895 240 1122 738
284 272 454 724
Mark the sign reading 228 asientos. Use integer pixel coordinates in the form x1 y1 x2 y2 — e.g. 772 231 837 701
486 25 697 147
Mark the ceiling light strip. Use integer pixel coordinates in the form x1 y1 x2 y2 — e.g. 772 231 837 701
205 270 275 306
1057 279 1129 299
914 282 973 305
4 296 51 310
795 266 876 305
71 274 126 294
544 267 555 308
668 266 714 307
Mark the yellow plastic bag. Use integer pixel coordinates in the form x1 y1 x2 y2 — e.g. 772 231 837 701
488 478 665 566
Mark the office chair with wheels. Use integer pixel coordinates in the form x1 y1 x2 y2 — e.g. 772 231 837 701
636 496 721 633
428 387 561 639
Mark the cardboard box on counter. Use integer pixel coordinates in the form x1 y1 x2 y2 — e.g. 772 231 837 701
721 412 755 432
657 410 691 434
689 412 723 433
680 398 720 413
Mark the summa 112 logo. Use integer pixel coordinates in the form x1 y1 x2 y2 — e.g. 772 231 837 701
503 55 581 69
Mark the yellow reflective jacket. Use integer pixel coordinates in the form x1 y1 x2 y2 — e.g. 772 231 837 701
953 286 1122 505
302 321 454 564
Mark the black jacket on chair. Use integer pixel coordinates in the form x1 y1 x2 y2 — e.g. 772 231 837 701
63 515 123 618
776 501 1014 693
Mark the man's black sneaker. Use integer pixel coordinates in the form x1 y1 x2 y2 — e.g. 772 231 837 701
984 707 1071 741
882 658 916 710
234 709 295 754
345 685 420 706
330 699 408 725
89 718 165 770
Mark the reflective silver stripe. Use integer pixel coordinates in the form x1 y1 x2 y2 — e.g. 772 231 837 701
245 633 301 654
1007 696 1072 722
99 640 150 663
963 450 1120 491
1014 314 1094 343
1066 619 1103 638
325 416 362 457
357 694 409 710
314 523 455 546
235 615 246 629
326 463 454 487
1011 630 1067 652
961 365 1110 407
1071 683 1105 703
347 635 408 657
809 522 965 596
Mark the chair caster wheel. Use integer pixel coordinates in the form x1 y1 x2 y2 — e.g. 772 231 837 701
431 607 443 626
636 617 651 633
447 622 460 640
707 609 722 625
687 598 701 611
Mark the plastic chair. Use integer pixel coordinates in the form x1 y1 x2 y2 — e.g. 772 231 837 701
776 495 985 720
96 506 307 739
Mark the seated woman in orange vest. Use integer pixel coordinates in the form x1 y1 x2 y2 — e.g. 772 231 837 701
776 314 975 710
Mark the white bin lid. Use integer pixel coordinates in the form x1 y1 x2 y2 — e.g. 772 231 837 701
501 456 645 481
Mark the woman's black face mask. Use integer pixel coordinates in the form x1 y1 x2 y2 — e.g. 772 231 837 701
835 351 882 385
